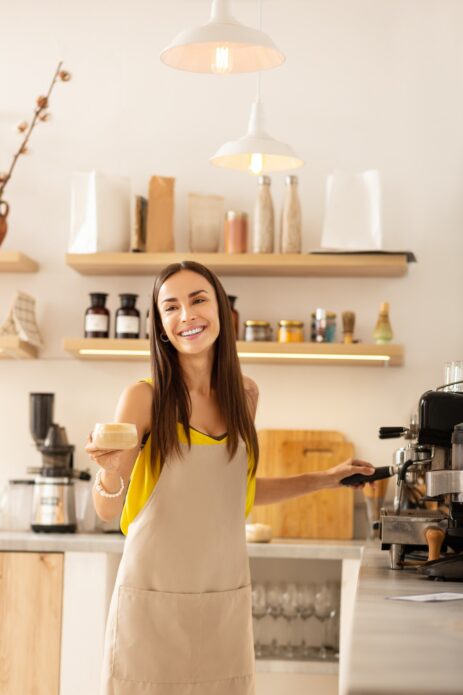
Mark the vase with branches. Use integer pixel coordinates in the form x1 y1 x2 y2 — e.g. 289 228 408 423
0 60 71 246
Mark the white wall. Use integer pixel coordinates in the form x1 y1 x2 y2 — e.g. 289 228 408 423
0 0 462 530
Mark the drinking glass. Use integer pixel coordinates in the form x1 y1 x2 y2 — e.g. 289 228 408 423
251 583 267 658
444 361 463 392
281 582 299 658
314 581 339 659
363 478 389 540
266 582 282 657
296 582 316 658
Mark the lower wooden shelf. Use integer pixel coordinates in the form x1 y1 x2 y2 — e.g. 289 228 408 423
63 338 403 366
0 250 39 273
0 335 38 359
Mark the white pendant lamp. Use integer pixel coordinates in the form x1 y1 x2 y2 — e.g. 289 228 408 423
210 96 304 174
160 0 285 74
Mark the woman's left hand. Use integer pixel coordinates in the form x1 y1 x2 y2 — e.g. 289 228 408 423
325 458 376 489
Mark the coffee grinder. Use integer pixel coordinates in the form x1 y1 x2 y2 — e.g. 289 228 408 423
28 392 90 533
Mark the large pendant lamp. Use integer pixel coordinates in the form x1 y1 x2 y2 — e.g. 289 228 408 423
210 92 304 175
160 0 285 74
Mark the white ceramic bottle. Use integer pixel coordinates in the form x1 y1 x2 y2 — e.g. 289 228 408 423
252 176 275 253
281 175 302 253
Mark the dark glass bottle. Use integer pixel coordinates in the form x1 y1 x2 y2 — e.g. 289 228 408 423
227 295 239 340
84 293 110 338
145 308 150 340
115 294 140 339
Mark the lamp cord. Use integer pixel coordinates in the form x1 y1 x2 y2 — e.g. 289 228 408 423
257 0 263 100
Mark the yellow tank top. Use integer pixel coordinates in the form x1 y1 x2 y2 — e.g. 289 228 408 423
120 380 257 535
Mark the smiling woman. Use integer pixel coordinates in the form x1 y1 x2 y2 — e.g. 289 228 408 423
85 260 374 695
150 261 259 477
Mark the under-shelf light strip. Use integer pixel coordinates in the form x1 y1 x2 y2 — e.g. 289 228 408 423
78 348 391 362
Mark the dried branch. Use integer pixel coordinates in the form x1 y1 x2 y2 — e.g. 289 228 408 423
0 60 71 199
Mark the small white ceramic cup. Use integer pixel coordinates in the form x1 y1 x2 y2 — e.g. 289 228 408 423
92 423 138 450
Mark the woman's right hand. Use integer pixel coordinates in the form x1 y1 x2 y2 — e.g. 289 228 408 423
85 433 126 473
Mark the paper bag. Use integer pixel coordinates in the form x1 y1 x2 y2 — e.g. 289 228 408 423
146 176 175 252
321 170 383 250
68 171 131 253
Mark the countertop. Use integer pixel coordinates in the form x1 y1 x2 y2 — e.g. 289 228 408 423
0 531 363 559
345 544 463 695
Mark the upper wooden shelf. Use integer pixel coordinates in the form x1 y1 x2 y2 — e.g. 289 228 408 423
63 338 403 367
65 252 410 278
0 335 38 359
0 251 39 273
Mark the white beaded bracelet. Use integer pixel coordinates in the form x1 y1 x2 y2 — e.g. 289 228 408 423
94 468 125 498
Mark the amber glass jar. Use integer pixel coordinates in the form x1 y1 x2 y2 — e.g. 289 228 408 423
115 294 140 339
243 320 272 342
84 293 110 338
277 320 304 343
227 295 239 340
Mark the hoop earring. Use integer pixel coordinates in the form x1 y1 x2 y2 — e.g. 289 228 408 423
160 332 170 343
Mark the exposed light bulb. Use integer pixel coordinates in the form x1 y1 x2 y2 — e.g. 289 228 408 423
249 153 264 175
211 46 232 74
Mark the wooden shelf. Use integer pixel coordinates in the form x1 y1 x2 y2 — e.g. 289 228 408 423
238 341 403 366
63 338 404 366
0 251 39 273
65 252 409 278
0 335 38 359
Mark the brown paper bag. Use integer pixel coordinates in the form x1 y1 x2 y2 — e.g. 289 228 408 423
146 176 175 252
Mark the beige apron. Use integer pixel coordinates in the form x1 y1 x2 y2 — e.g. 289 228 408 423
100 436 255 695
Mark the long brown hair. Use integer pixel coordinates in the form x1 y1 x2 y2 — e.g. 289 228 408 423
149 260 258 476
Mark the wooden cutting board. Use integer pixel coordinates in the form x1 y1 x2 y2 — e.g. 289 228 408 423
251 430 355 539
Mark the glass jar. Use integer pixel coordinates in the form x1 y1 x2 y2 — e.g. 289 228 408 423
311 310 337 343
224 211 248 253
115 294 140 339
277 320 304 343
244 320 272 342
84 293 110 338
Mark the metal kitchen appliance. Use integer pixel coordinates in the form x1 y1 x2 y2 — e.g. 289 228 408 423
377 387 463 578
28 392 90 533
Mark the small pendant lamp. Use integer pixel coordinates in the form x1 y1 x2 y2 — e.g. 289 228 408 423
210 94 304 174
160 0 285 74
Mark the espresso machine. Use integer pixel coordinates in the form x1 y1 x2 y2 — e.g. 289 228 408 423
376 387 463 579
29 392 90 533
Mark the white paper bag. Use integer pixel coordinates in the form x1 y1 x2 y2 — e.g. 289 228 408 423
68 171 131 253
321 170 383 250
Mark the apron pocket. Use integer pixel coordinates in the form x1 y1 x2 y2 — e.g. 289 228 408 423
113 583 254 685
114 585 201 684
196 583 254 682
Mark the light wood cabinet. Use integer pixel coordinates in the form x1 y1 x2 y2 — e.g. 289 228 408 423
0 552 63 695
